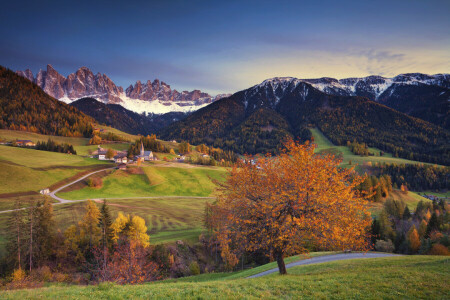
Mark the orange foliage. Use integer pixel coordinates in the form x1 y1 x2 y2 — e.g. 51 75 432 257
210 140 372 274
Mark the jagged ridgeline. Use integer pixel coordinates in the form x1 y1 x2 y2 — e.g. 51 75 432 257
0 66 94 137
160 78 450 165
70 97 188 135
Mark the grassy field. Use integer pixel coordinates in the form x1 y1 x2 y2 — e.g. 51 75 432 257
58 164 227 200
310 128 433 168
0 145 111 194
1 255 448 299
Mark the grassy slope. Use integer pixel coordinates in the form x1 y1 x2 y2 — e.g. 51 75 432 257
58 164 226 200
0 129 132 156
2 256 448 299
0 145 111 194
310 128 432 167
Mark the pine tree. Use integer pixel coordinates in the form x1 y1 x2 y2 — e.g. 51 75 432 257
7 199 25 269
35 198 55 266
426 212 439 237
402 206 411 220
99 200 114 248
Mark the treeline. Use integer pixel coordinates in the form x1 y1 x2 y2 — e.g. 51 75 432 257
371 198 449 255
0 66 94 137
1 200 242 289
89 132 128 145
2 200 158 288
35 139 76 155
128 135 170 157
347 140 373 156
373 163 449 191
195 143 238 164
357 174 393 202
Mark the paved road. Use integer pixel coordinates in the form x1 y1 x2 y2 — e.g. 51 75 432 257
49 167 116 203
247 252 397 278
0 167 216 214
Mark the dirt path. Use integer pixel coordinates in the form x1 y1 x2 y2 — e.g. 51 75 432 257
246 252 398 278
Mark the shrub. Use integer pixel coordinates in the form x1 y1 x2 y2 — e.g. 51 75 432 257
87 177 102 188
31 266 52 282
375 239 395 253
189 261 200 275
11 268 26 282
428 244 450 256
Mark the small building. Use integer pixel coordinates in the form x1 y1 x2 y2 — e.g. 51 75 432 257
117 163 127 170
114 153 128 164
135 142 155 161
96 150 108 160
40 188 50 195
16 139 35 147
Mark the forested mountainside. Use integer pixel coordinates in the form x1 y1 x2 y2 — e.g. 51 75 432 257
160 78 450 165
0 66 94 137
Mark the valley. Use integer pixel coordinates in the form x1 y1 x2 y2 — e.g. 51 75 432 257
0 49 448 297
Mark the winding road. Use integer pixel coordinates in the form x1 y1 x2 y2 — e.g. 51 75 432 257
247 252 397 278
0 167 215 214
49 167 116 203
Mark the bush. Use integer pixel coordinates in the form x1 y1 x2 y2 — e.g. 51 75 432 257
428 244 450 256
87 177 102 188
189 261 200 275
31 266 52 282
375 239 395 253
11 268 26 282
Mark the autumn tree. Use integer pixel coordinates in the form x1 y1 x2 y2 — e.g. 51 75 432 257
210 140 371 274
407 226 420 253
106 148 115 160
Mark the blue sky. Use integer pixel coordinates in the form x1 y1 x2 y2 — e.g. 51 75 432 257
1 0 449 94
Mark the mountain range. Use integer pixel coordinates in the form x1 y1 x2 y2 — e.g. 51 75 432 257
8 64 450 164
160 76 449 164
16 66 449 128
16 65 230 114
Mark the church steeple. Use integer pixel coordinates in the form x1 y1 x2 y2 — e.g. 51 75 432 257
140 141 144 156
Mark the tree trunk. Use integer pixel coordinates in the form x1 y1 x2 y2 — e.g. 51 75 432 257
275 251 287 275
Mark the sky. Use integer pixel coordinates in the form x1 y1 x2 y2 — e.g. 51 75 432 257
1 0 449 94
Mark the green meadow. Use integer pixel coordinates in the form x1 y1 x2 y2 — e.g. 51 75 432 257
57 165 227 200
1 256 448 299
0 145 111 194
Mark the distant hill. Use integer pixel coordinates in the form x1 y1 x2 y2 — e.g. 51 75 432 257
70 97 188 135
160 78 450 165
0 66 94 137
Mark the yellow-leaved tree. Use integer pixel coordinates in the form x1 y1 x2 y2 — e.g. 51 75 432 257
209 140 371 274
111 212 150 247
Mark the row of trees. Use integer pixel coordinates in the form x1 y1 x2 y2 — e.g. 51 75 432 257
3 200 159 287
373 163 449 191
347 140 372 156
357 174 393 202
35 139 77 155
127 135 170 158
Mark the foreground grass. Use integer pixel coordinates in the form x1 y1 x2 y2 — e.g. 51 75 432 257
58 165 227 200
2 256 448 299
